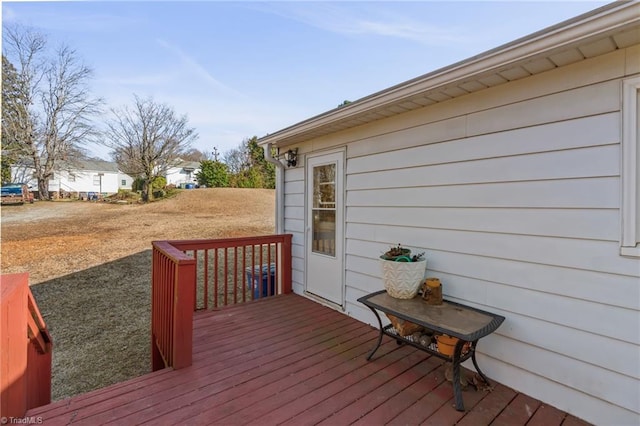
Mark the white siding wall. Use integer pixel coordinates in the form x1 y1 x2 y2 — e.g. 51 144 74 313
284 167 305 294
283 46 640 425
165 168 199 186
118 173 133 190
11 165 125 194
54 170 120 194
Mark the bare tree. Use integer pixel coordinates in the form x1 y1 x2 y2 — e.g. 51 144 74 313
2 25 102 199
223 146 248 175
180 147 209 162
105 95 198 201
1 55 29 182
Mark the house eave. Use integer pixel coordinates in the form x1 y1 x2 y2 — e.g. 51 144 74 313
258 1 640 148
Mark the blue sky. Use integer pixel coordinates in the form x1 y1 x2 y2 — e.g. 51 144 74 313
2 1 608 160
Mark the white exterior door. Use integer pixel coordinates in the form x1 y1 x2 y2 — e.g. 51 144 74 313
306 151 344 306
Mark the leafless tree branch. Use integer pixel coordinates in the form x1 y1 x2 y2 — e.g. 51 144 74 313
105 95 198 201
2 25 103 199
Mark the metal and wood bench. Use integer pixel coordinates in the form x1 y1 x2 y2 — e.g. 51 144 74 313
358 290 505 411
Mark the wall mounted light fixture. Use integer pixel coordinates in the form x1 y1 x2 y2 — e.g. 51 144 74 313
284 148 298 167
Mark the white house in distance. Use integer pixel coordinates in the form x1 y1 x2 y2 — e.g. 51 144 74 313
11 159 133 197
163 160 200 187
259 3 639 425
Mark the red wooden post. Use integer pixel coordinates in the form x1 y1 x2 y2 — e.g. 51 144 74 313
1 273 52 418
282 234 293 294
1 274 28 418
172 260 195 369
151 242 196 371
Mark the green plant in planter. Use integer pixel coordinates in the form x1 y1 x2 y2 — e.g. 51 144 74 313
381 244 425 262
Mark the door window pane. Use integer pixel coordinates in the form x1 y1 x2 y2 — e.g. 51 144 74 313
312 163 336 256
313 210 335 256
313 165 335 208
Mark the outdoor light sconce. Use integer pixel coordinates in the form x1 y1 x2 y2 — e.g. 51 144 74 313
284 148 298 168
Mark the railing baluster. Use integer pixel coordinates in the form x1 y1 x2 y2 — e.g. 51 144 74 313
192 250 198 311
214 248 219 308
224 247 228 306
204 249 209 310
259 244 264 299
251 244 256 300
241 245 247 303
268 244 271 297
233 246 238 304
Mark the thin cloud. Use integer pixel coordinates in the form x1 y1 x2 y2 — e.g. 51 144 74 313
2 5 144 33
97 73 174 87
354 20 468 44
256 3 471 46
156 38 246 99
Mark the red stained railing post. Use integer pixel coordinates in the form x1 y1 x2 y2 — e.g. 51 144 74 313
151 242 195 371
281 234 293 294
172 259 195 369
0 274 27 418
1 273 52 418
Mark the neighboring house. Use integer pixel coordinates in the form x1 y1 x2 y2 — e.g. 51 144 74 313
118 172 134 191
259 3 639 425
11 159 133 197
164 161 200 186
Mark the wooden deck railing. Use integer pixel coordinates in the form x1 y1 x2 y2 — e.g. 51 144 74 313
0 273 53 418
151 234 292 371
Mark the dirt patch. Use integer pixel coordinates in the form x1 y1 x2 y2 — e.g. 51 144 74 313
1 188 275 284
1 188 275 400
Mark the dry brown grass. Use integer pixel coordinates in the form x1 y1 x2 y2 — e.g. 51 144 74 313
0 188 275 401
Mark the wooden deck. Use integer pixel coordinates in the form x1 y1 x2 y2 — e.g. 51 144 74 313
28 294 590 425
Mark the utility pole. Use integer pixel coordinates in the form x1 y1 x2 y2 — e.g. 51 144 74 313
212 147 219 161
98 173 104 199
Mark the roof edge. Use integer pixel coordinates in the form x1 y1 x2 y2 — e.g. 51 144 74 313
259 1 639 146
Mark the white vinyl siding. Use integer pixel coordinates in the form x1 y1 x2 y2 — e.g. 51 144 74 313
282 45 640 425
283 167 305 294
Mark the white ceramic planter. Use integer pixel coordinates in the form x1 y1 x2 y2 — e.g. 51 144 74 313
380 258 427 299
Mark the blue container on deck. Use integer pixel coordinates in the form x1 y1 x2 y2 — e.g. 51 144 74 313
245 263 276 299
185 183 195 189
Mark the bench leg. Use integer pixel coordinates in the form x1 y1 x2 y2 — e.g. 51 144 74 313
365 306 384 361
471 340 491 385
452 340 466 411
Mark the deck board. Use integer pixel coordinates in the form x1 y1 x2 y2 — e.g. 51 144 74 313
27 294 591 425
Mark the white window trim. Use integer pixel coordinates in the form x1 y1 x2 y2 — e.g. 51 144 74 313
621 76 640 257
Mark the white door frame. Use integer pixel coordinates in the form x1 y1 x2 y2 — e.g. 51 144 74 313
305 148 345 308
